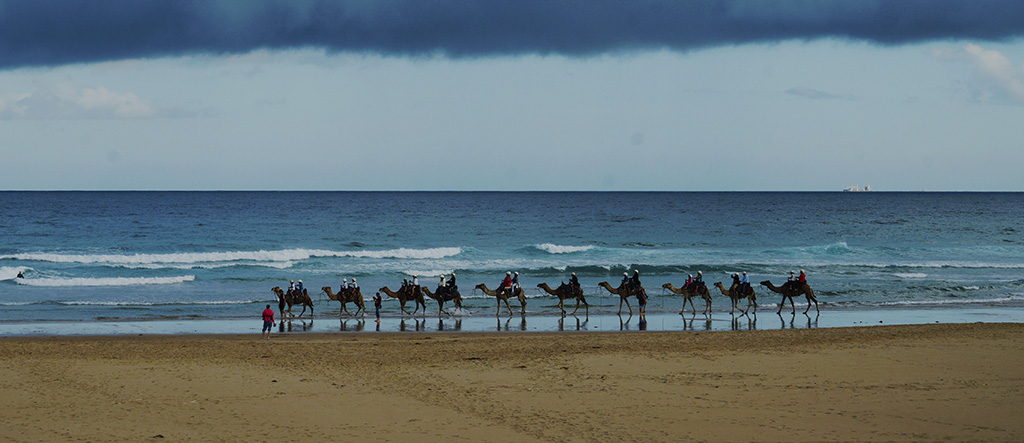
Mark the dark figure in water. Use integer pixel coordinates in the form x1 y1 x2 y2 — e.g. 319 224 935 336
16 271 24 279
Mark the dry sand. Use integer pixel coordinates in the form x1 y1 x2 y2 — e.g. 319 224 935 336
1 323 1022 442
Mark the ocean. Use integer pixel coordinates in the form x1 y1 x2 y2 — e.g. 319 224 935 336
1 191 1023 335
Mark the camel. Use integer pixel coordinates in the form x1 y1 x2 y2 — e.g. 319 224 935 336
271 286 314 318
537 282 588 316
474 283 527 316
378 286 427 316
597 281 644 316
760 280 819 314
713 282 757 315
662 282 711 315
321 286 366 317
420 286 463 317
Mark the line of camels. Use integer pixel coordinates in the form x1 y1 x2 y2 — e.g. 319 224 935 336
271 279 819 319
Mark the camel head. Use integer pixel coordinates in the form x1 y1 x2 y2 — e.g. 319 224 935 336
598 281 611 288
661 283 673 289
759 280 772 287
271 286 283 295
536 282 549 289
474 283 487 290
714 282 724 289
322 286 332 293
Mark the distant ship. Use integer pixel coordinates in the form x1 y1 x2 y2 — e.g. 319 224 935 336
843 185 872 192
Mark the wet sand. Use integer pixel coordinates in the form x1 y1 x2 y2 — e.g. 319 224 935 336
1 323 1022 441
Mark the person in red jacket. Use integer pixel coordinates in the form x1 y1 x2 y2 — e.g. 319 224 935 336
261 304 276 339
798 269 807 285
500 271 513 296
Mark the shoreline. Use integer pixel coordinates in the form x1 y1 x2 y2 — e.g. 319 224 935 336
2 305 1023 337
1 323 1022 441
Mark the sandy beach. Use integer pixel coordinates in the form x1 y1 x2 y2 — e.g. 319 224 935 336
1 323 1022 442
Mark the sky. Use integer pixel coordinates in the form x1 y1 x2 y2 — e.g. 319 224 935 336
2 0 1023 191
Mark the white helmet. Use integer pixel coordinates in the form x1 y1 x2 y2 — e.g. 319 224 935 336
571 272 576 276
623 272 628 276
789 270 794 274
698 271 702 275
742 271 746 275
506 271 511 275
343 278 347 281
290 280 294 283
298 280 302 283
800 269 805 273
451 272 456 276
514 271 519 275
688 274 692 278
352 278 356 282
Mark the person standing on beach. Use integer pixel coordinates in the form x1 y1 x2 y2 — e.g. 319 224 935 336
261 304 276 339
373 292 382 322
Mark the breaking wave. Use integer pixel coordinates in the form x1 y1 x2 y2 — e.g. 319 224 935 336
14 276 196 287
0 247 463 265
530 244 596 254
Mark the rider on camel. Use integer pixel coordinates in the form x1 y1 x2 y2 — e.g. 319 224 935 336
569 272 580 295
630 270 644 296
798 269 807 285
740 271 750 295
500 272 513 296
694 271 704 290
447 272 457 293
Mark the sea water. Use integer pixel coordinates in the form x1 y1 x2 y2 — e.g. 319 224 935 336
1 191 1022 335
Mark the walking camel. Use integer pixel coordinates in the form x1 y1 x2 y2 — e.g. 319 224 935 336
597 281 640 316
537 282 589 316
713 282 757 315
662 282 712 316
321 286 366 317
760 280 819 314
271 286 314 318
420 286 463 317
474 283 527 316
378 286 427 316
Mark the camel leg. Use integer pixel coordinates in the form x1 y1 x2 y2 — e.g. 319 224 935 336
805 289 819 314
570 298 580 316
558 298 566 316
624 297 633 315
503 298 514 316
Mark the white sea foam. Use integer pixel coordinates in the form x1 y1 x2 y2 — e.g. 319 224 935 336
533 244 595 254
0 266 30 280
401 270 455 278
15 275 196 287
57 299 258 306
877 295 1024 307
0 247 462 265
894 273 927 279
119 261 295 270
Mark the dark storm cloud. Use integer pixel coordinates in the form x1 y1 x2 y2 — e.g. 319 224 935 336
2 0 1023 69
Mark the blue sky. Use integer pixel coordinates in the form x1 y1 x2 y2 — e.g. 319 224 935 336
2 1 1023 191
